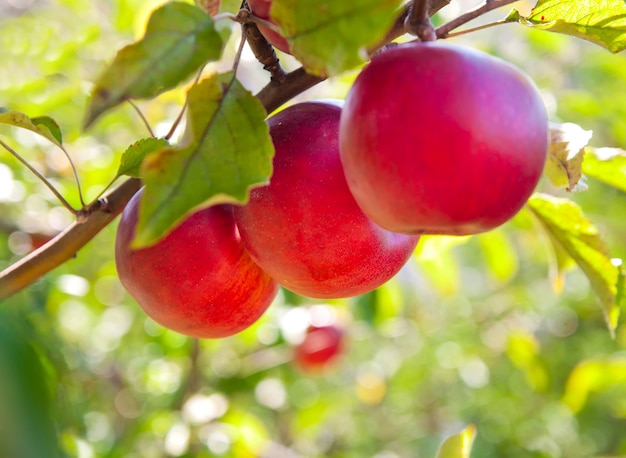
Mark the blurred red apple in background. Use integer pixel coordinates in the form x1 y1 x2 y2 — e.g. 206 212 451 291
294 324 344 372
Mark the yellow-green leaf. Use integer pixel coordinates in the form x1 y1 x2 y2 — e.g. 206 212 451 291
527 193 623 333
583 147 626 193
435 424 477 458
0 108 63 147
508 0 626 53
544 122 592 192
562 357 626 413
477 229 518 284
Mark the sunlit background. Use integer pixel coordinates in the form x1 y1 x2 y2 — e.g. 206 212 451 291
1 0 626 457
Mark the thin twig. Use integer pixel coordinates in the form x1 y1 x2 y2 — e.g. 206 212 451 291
0 177 141 300
212 12 238 22
0 0 460 300
57 145 86 207
444 19 511 38
0 138 78 215
233 23 249 77
128 100 155 138
436 0 517 38
241 9 287 83
373 0 450 53
246 12 282 33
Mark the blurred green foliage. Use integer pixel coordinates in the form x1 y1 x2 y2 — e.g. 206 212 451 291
1 1 626 457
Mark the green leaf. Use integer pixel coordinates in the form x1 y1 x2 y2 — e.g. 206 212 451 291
527 193 623 333
115 137 170 179
562 357 626 413
30 116 63 145
508 0 626 53
271 0 403 76
134 72 274 247
85 2 224 127
435 424 477 458
0 311 62 458
0 108 63 147
544 122 592 192
548 233 577 294
583 147 626 193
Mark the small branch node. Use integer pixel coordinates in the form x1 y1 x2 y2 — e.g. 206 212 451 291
244 21 287 82
405 0 437 41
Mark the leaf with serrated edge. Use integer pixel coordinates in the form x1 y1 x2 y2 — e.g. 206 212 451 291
271 0 403 77
583 147 626 193
544 122 592 192
527 193 621 333
134 72 274 247
0 109 63 147
116 137 170 179
86 2 224 127
435 424 477 458
508 0 626 53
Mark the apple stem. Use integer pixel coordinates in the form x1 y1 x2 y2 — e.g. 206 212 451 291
405 0 437 41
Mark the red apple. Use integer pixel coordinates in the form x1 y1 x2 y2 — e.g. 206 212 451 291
339 42 549 236
247 0 290 54
115 189 279 339
294 324 344 372
234 101 418 299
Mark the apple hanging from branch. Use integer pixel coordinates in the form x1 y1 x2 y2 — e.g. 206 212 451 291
115 189 279 338
234 101 419 299
339 42 549 236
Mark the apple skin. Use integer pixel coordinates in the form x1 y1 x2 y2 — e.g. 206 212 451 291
115 189 279 339
234 101 418 299
294 324 344 372
247 0 290 54
339 42 549 236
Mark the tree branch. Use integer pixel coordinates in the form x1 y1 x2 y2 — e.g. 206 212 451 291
436 0 517 38
0 0 458 301
405 0 437 42
0 62 328 301
244 19 287 83
0 177 141 300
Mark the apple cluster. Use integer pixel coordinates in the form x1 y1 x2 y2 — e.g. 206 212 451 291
115 29 548 341
115 101 418 339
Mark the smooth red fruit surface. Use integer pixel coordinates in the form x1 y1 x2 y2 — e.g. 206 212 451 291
247 0 290 54
294 325 344 372
340 42 549 236
234 101 418 299
115 190 279 339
